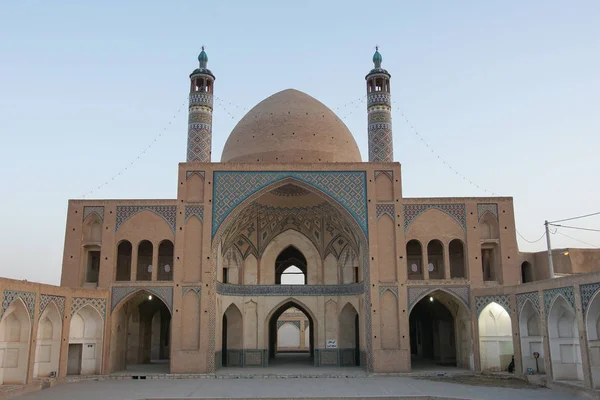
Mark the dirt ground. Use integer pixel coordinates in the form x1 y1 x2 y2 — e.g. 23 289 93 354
416 374 536 388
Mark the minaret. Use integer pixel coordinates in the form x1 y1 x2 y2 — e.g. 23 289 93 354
187 47 215 162
366 47 393 162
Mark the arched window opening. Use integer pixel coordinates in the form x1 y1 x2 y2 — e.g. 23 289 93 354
275 246 307 285
116 241 132 281
427 240 445 279
85 248 100 285
521 261 534 283
157 240 174 281
481 244 498 281
449 240 466 279
407 240 423 280
136 240 153 281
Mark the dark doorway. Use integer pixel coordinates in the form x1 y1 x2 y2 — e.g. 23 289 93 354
275 247 307 284
268 301 313 366
67 344 82 375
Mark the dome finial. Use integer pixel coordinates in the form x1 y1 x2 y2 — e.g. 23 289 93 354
198 45 208 69
373 45 382 68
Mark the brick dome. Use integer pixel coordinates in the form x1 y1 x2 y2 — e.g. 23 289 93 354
220 89 362 163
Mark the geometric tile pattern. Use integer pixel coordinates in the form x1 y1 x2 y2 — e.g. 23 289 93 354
216 283 364 296
39 294 66 318
110 286 173 313
376 204 395 220
83 206 104 222
404 203 466 231
70 297 107 319
475 294 511 317
186 170 205 180
115 205 177 232
580 282 600 314
407 286 470 311
277 320 301 329
182 286 202 298
367 93 391 107
368 121 393 162
212 171 368 237
543 286 575 315
1 290 36 321
477 203 498 220
516 291 541 316
379 285 398 298
374 170 393 180
187 90 213 163
184 205 204 222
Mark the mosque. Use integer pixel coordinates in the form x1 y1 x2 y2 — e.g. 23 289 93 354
1 48 600 391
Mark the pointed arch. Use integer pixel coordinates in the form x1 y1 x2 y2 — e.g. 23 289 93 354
519 299 545 374
548 295 582 381
0 297 31 384
222 303 243 366
69 304 103 375
82 213 103 243
181 289 200 350
478 301 513 372
409 288 470 314
585 289 600 387
34 302 62 378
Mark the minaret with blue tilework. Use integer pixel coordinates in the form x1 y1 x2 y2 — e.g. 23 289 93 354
187 47 215 162
366 47 393 162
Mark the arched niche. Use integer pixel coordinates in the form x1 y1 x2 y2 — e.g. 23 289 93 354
222 304 243 367
339 303 360 366
479 212 499 240
518 301 545 374
136 240 153 281
377 214 396 282
68 305 103 375
375 172 393 202
449 239 466 279
261 230 321 285
406 239 423 280
157 240 174 281
186 173 204 202
548 296 582 381
0 298 31 384
82 214 102 244
115 240 132 281
34 303 62 378
586 290 600 388
427 239 445 279
521 262 534 283
339 246 359 284
222 246 243 284
181 290 200 350
478 302 513 372
380 290 399 349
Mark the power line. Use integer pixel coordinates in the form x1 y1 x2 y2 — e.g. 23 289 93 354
548 211 600 224
549 224 600 233
554 231 599 248
517 230 546 244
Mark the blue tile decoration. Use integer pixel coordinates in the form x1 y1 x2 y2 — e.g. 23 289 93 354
115 205 177 232
475 294 511 317
580 282 600 314
379 285 398 298
216 283 364 296
70 297 107 319
182 286 202 298
408 286 470 311
212 171 367 238
376 204 395 220
111 286 173 313
404 204 466 231
39 294 66 318
1 290 36 321
186 170 205 180
277 320 301 329
543 286 575 315
374 170 393 180
83 206 104 222
477 203 498 220
516 292 540 316
184 205 204 222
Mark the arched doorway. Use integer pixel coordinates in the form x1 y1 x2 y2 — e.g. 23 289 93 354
276 246 307 285
221 304 243 367
34 302 62 378
478 302 513 372
0 298 31 384
267 300 314 367
109 291 171 373
519 300 545 374
339 303 360 366
586 291 600 388
521 262 534 283
68 305 103 375
548 296 582 382
410 290 472 371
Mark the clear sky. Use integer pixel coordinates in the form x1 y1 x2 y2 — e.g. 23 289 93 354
1 1 599 285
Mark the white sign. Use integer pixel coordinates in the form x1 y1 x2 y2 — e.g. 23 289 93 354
326 340 337 349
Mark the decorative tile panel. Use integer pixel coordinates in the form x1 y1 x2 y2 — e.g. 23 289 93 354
475 294 511 317
404 204 466 231
1 290 36 321
277 320 301 329
70 297 107 319
477 203 498 220
216 283 363 296
115 205 177 232
580 282 600 314
111 286 173 313
368 121 393 162
407 286 470 311
376 204 395 220
379 285 398 298
543 286 575 315
212 171 367 237
186 170 205 180
83 206 104 222
39 294 66 318
182 286 202 298
184 205 204 222
516 292 540 316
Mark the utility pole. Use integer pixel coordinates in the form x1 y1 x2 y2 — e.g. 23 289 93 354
545 220 555 279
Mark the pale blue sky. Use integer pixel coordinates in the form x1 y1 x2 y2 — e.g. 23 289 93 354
1 1 599 284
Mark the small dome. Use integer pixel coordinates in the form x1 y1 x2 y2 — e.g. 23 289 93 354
221 89 362 163
373 49 382 68
198 46 208 69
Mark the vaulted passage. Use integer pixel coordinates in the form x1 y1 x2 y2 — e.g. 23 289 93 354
268 302 314 367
